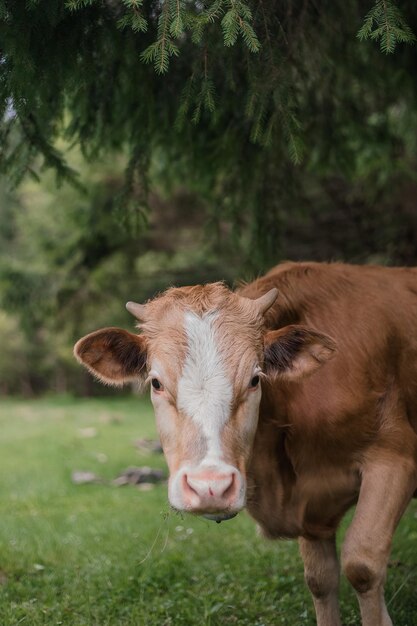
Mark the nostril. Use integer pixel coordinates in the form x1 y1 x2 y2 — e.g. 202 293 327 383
183 474 199 497
222 473 236 499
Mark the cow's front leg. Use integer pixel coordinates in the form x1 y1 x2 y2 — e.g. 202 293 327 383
341 456 417 626
299 535 341 626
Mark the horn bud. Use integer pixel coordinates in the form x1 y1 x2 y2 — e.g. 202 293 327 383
254 287 278 314
126 301 147 321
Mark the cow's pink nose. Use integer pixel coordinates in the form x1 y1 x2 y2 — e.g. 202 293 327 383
182 470 238 511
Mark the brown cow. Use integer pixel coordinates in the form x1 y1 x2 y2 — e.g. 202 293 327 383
74 262 417 626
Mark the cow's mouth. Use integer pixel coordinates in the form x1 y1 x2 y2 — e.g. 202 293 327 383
202 512 238 523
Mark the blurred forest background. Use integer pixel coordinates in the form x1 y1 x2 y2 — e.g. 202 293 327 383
1 0 417 395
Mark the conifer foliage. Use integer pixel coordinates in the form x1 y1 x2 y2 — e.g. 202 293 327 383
358 0 415 53
0 1 417 265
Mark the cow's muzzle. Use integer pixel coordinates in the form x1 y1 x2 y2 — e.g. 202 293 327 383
169 464 245 515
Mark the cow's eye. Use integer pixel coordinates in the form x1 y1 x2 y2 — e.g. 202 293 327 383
151 378 163 391
249 375 260 389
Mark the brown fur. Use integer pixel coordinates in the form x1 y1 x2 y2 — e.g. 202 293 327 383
240 263 417 531
240 261 417 626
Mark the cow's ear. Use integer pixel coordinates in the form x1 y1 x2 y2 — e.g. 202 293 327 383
74 327 147 387
263 325 336 381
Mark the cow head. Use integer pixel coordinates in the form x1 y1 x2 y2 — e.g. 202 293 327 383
74 284 335 521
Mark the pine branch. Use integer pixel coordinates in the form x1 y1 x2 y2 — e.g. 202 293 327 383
201 0 225 24
117 0 147 34
175 75 196 128
358 0 415 53
192 76 216 123
140 0 179 73
169 0 185 38
221 0 260 51
65 0 96 10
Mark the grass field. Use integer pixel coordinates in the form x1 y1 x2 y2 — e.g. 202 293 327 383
0 396 416 625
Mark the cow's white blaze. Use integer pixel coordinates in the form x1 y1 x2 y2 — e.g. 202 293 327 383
177 310 232 462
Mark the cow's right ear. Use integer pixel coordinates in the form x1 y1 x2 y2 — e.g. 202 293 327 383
263 324 336 381
74 327 147 387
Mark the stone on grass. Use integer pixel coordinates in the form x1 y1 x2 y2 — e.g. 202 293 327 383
112 466 165 487
71 470 102 485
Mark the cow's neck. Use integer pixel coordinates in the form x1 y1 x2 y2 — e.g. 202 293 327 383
246 384 360 540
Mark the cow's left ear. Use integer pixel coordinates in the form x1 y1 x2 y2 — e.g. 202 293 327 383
263 325 336 381
74 327 147 387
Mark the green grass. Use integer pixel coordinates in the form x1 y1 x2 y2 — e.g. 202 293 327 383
0 396 416 625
